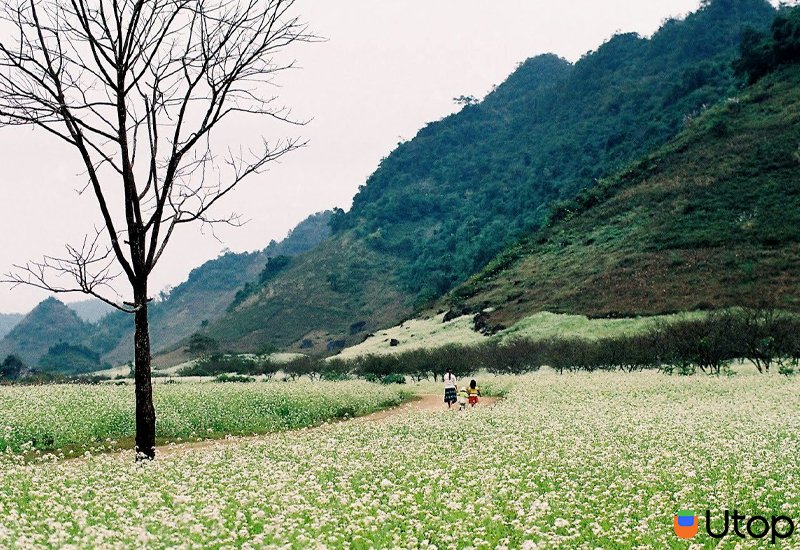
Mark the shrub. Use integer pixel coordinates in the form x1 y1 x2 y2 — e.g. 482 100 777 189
282 356 322 381
381 374 406 385
484 340 545 374
320 359 350 381
185 333 219 356
735 308 800 373
0 355 24 381
214 374 256 383
178 354 279 377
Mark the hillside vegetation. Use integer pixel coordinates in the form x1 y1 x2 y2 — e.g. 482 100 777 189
0 298 92 367
444 60 800 328
209 0 775 354
207 235 410 356
336 311 709 360
333 0 775 300
0 313 22 340
0 212 332 370
99 210 333 365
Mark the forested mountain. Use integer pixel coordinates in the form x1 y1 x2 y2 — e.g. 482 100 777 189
0 313 22 340
333 0 776 300
0 298 92 366
0 211 332 368
95 210 333 365
207 0 777 355
442 53 800 327
67 300 114 323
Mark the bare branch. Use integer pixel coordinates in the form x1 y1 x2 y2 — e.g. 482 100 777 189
1 230 135 313
0 0 316 461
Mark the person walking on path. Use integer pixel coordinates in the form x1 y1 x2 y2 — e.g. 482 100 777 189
468 379 481 407
443 368 458 409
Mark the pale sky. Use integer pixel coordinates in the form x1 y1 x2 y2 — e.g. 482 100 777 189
0 0 747 313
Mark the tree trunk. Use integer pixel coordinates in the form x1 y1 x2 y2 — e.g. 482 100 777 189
134 289 157 460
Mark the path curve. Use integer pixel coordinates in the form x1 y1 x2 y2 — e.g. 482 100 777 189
158 394 498 457
355 394 498 422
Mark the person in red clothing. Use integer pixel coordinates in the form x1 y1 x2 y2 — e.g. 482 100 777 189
468 379 481 407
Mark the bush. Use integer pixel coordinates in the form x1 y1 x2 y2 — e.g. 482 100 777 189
282 356 323 381
214 374 256 383
172 309 800 383
484 340 546 374
320 359 350 381
381 373 406 385
735 308 799 373
352 354 401 380
0 355 24 381
185 333 219 356
179 354 279 377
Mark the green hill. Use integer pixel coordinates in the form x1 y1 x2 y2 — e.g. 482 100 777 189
0 297 93 367
441 60 800 329
208 0 777 354
38 343 111 375
94 211 333 364
207 234 410 355
66 300 114 323
0 212 332 367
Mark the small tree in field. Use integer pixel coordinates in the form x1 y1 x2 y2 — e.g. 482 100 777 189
0 0 314 459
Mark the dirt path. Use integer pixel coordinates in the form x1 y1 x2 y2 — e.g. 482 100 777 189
356 394 498 422
157 394 498 457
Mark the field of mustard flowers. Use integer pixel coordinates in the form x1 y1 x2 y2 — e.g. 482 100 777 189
1 372 799 548
0 380 410 453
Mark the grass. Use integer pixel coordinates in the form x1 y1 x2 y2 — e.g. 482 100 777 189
1 371 799 547
333 310 711 359
496 310 708 342
0 380 411 454
334 312 483 359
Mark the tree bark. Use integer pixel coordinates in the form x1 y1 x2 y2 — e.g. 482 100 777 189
134 287 156 460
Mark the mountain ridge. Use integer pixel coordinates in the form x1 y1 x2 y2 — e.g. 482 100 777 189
440 61 800 327
205 0 777 354
0 297 92 366
0 211 332 368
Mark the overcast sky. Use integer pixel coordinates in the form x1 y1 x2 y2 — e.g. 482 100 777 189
0 0 755 313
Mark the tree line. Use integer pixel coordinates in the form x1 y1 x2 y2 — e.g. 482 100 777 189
734 4 800 83
3 308 797 385
178 309 800 381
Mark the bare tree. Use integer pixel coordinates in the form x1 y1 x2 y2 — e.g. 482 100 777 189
0 0 314 459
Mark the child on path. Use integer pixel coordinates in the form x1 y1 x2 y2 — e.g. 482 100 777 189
457 386 469 411
468 379 481 407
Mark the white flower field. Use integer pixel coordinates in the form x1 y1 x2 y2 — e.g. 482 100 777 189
0 381 411 453
1 372 799 548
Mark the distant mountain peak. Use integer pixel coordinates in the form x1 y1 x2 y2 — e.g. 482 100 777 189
0 296 91 366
